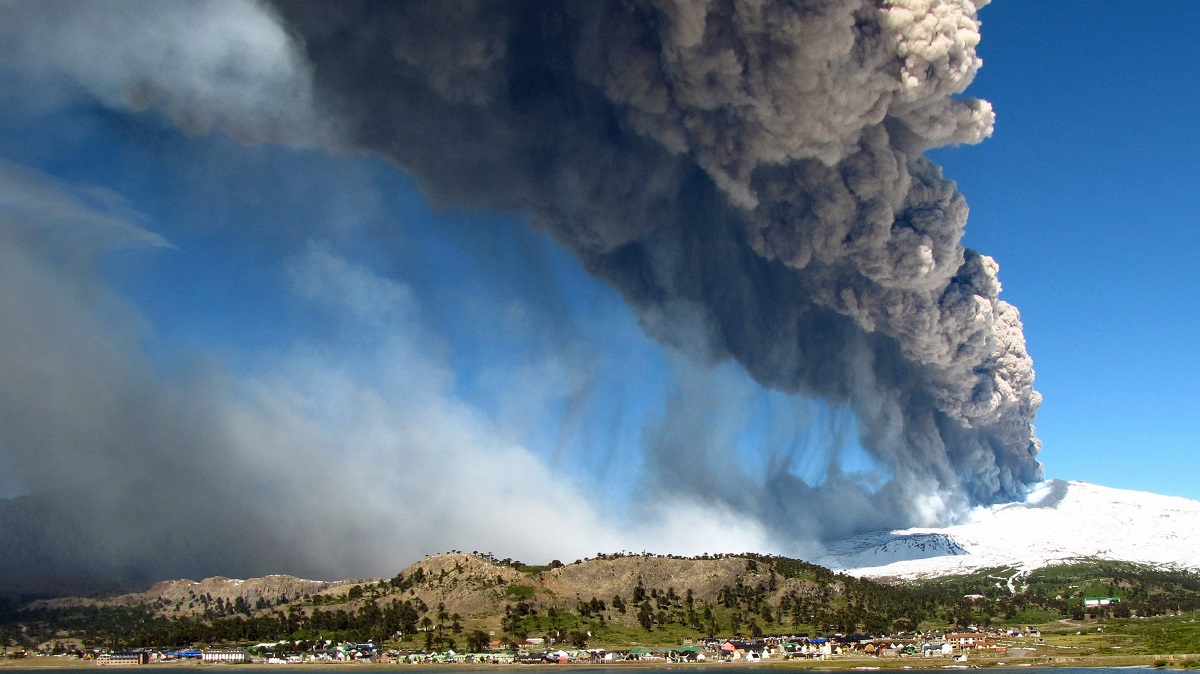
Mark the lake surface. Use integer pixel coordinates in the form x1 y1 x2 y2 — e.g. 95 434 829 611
14 662 1156 666
2 662 1161 666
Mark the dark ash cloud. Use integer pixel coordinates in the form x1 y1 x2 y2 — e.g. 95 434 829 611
266 0 1041 513
0 0 1043 592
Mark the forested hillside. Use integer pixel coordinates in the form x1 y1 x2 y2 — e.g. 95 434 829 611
5 553 1200 652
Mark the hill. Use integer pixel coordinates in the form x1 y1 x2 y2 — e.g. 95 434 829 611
27 575 362 617
8 550 1200 654
4 552 929 650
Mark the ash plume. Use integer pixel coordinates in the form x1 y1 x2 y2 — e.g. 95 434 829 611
0 0 1045 593
266 0 1041 515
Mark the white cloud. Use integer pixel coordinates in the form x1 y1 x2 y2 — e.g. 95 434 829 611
0 0 333 145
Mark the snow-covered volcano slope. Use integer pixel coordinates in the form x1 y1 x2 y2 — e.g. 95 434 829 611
819 480 1200 580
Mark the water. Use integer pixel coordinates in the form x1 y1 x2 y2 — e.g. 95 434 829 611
39 662 1152 666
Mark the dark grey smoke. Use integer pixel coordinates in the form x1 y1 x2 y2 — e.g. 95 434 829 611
267 0 1041 521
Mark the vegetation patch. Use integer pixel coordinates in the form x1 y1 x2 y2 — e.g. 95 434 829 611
504 585 536 600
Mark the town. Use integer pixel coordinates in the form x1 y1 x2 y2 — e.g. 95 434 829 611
5 552 1198 668
38 626 1046 666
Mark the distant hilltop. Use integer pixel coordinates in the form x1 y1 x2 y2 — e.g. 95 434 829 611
28 573 364 614
31 552 845 626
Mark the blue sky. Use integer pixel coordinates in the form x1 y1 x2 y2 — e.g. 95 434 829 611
0 1 1197 584
931 0 1200 499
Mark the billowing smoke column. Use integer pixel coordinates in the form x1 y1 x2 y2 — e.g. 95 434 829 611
268 0 1041 512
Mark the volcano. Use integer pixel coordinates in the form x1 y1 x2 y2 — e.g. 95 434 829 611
819 480 1200 579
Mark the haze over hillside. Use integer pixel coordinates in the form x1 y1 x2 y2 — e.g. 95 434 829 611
11 479 1199 611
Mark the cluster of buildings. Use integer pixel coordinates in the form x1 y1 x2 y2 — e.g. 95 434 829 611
87 644 393 665
700 631 1011 662
95 649 247 665
386 628 1036 665
62 626 1047 666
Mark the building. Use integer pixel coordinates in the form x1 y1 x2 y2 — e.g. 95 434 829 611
203 649 248 662
98 652 149 665
1084 597 1120 607
945 633 991 651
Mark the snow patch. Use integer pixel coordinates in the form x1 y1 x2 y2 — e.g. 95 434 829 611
820 480 1200 579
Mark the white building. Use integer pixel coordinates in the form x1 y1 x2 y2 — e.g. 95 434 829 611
203 649 248 662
